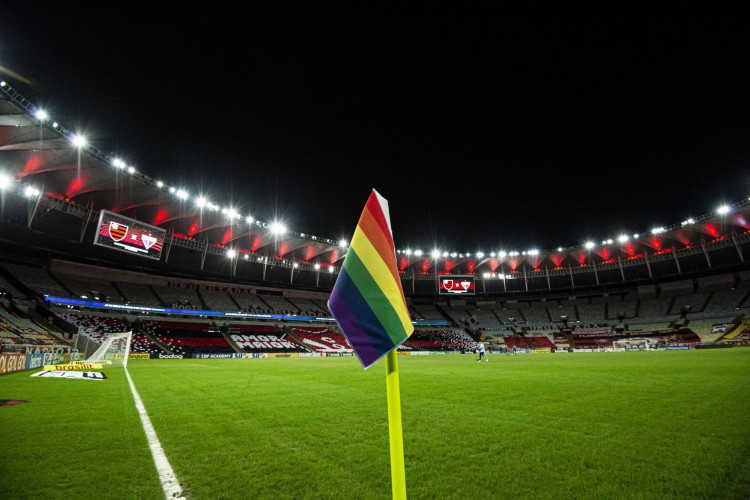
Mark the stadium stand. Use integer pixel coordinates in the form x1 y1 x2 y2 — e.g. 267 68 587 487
234 293 271 313
0 302 68 351
144 320 235 355
115 282 162 307
410 303 448 321
227 324 307 353
197 289 241 312
256 294 299 315
288 326 351 353
54 274 125 302
522 301 552 324
1 262 71 298
149 284 203 309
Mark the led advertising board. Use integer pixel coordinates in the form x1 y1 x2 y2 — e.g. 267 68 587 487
438 275 476 295
93 210 166 260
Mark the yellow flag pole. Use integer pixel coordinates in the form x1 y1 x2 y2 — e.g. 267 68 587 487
385 349 407 499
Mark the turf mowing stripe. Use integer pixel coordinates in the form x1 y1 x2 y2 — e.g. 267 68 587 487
125 367 185 499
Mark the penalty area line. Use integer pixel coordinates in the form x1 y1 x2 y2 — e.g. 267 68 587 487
125 367 185 499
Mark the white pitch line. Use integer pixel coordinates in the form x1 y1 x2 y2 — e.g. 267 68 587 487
125 367 185 499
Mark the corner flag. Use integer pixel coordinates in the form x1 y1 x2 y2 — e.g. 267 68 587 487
328 189 412 499
328 189 414 369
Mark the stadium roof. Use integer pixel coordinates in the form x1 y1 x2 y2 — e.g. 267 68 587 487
2 78 750 279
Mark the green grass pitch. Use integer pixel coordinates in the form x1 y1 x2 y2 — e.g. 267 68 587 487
1 349 749 499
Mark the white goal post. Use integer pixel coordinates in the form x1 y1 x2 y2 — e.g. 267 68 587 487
85 331 133 367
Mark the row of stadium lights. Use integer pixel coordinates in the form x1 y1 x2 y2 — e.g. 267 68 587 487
393 209 733 260
0 79 746 263
223 249 338 272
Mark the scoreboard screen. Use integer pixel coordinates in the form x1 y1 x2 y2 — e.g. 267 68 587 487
93 210 166 260
438 275 476 295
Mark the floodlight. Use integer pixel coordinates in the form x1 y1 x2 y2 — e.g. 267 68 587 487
246 215 254 224
196 196 208 208
651 227 665 234
269 222 286 235
314 263 320 270
0 173 12 190
35 109 48 121
476 252 485 259
156 181 164 188
414 250 423 257
557 247 563 252
175 189 188 200
528 249 539 256
717 205 730 215
127 166 135 174
71 134 87 148
499 251 507 258
617 234 628 243
585 241 595 250
431 249 441 259
24 186 40 198
338 238 347 248
112 158 126 169
226 249 237 259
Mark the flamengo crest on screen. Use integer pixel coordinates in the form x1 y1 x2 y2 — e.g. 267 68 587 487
438 275 475 295
94 210 166 260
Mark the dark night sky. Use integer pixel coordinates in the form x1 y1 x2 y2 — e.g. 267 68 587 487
1 5 749 252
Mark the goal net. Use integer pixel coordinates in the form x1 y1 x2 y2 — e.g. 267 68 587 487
85 331 133 367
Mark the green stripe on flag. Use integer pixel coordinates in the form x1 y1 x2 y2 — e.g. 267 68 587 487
345 248 410 345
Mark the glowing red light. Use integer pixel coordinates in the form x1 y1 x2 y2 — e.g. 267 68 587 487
68 177 84 196
188 224 199 236
398 256 408 271
152 209 168 226
24 155 44 174
220 229 233 244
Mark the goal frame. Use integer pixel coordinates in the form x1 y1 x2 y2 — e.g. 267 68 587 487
85 331 133 367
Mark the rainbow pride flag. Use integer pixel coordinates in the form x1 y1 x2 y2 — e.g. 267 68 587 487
328 189 414 369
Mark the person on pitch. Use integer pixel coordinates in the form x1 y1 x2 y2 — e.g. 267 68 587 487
477 341 489 362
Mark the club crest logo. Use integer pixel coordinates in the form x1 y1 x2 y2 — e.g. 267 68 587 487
142 234 157 250
443 279 453 290
108 221 128 241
